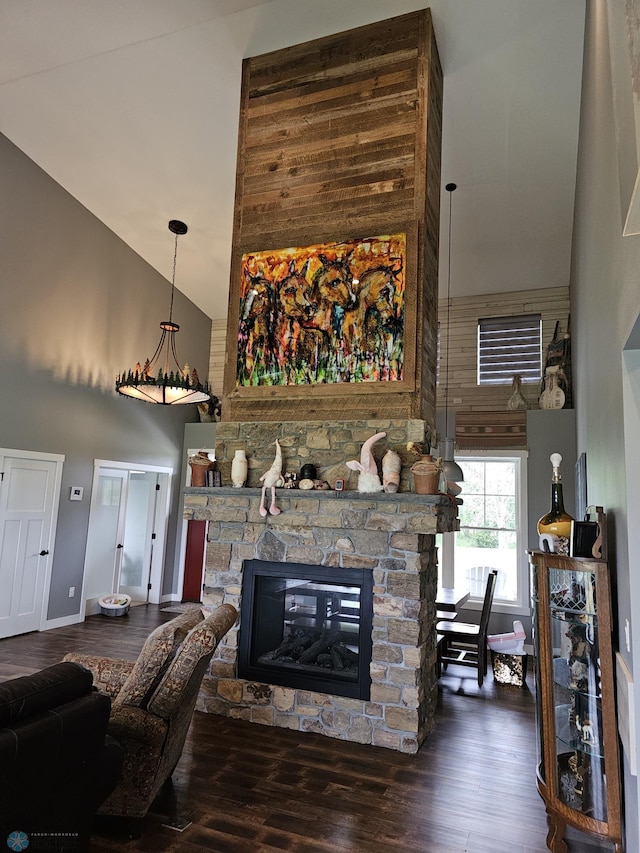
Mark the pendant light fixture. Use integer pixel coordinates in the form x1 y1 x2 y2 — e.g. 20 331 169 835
440 183 464 483
116 220 211 405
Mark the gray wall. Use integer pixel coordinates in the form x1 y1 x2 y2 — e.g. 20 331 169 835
572 2 640 849
0 132 212 620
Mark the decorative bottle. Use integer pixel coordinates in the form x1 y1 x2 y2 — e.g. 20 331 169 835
231 449 248 488
507 374 528 410
537 452 574 554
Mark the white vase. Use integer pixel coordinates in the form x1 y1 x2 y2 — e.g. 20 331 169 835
231 449 248 488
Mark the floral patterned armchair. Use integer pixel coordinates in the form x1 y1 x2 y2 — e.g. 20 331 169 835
64 604 237 820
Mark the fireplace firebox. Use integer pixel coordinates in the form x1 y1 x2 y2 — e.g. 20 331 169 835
238 560 373 700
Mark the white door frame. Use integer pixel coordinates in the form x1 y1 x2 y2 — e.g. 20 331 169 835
80 459 172 613
0 447 64 633
622 340 640 785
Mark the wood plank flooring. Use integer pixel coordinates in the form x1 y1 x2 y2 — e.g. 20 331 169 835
0 606 616 853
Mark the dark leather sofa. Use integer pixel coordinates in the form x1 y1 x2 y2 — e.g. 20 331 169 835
0 661 123 851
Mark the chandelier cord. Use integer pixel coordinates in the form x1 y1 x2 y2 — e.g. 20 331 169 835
169 231 178 323
445 185 454 439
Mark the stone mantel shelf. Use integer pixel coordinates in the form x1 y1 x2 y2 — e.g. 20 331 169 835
183 486 458 507
183 486 460 535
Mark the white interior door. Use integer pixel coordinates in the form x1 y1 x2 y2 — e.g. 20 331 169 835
83 468 128 608
119 471 159 601
0 455 62 639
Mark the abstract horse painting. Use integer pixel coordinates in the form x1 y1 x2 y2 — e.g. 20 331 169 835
237 233 406 386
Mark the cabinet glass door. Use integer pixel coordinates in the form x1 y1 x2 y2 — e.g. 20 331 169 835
547 564 607 822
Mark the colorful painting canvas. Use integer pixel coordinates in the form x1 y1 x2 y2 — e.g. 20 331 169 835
237 233 406 387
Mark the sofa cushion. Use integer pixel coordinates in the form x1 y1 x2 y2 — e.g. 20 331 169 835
0 662 92 727
113 608 205 708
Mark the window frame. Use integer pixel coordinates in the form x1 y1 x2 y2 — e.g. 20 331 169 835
439 449 529 615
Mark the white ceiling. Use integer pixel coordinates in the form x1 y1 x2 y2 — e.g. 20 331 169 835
0 0 586 321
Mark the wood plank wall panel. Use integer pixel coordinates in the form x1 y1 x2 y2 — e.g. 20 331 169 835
419 17 443 431
438 286 571 414
208 318 227 397
223 11 442 424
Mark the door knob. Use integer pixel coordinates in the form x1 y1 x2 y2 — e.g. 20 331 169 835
117 543 123 549
39 550 49 556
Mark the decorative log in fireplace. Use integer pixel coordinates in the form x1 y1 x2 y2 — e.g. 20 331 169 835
238 560 373 700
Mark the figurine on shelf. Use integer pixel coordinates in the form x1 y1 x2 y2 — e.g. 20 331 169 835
382 448 401 493
580 719 596 744
569 659 589 692
566 622 589 662
259 439 283 517
346 431 386 493
282 472 298 489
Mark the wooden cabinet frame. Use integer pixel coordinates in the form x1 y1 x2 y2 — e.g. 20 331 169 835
529 550 623 852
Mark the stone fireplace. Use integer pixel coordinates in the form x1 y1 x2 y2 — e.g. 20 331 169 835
183 418 458 754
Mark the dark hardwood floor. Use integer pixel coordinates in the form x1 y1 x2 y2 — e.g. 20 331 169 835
0 606 616 853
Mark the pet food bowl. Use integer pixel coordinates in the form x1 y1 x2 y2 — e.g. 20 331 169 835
99 593 131 617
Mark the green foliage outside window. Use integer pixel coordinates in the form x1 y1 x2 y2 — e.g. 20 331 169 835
457 528 500 549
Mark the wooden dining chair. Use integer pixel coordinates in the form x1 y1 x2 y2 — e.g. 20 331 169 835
436 570 498 686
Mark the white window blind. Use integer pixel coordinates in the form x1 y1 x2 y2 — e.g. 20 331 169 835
477 314 542 385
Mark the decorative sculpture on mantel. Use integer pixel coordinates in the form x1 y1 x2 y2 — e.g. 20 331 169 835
382 449 401 493
346 431 386 493
259 439 283 516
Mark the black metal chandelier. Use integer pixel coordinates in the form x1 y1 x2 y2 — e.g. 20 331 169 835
115 220 211 405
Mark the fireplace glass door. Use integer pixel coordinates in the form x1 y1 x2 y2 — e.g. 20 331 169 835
238 560 373 699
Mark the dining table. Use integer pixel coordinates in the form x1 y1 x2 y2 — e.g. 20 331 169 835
435 586 470 613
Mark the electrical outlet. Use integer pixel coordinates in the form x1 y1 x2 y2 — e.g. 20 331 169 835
68 586 75 598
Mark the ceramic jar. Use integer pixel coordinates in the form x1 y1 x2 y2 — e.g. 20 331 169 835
189 452 213 487
382 449 401 493
231 449 248 488
410 454 442 495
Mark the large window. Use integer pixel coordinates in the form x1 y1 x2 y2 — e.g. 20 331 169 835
439 451 528 611
477 314 542 385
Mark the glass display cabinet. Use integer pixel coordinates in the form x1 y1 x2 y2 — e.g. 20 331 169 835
528 550 623 853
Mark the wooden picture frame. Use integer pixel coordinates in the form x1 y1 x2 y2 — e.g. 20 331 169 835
223 223 419 404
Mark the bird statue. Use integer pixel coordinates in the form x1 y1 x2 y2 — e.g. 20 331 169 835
259 439 283 516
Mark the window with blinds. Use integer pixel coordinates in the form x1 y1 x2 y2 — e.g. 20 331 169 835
477 314 542 385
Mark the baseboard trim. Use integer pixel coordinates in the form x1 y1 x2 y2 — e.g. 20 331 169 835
44 612 83 631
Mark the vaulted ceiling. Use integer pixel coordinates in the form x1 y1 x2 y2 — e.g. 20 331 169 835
0 0 585 320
